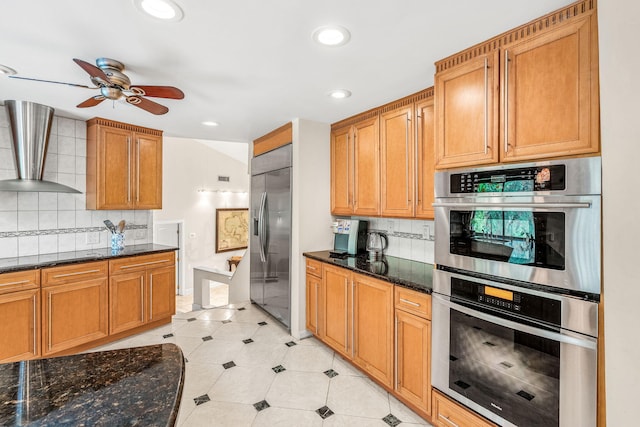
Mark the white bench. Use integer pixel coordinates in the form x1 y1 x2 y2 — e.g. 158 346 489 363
192 265 234 310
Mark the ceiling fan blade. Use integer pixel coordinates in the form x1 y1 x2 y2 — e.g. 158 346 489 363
126 96 169 115
73 58 110 83
77 96 106 108
8 75 92 88
130 85 184 99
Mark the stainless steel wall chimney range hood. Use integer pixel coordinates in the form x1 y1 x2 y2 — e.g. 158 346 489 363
0 100 80 193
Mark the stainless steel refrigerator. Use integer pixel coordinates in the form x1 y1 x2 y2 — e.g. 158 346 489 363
250 144 292 329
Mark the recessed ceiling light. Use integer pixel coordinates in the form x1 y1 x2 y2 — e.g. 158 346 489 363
0 65 17 76
133 0 184 22
312 25 351 47
328 89 352 99
202 121 219 127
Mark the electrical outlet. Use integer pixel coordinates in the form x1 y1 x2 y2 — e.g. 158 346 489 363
86 232 99 244
135 229 147 240
423 225 430 239
388 220 394 233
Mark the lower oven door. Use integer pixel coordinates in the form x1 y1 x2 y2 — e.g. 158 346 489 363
432 291 597 427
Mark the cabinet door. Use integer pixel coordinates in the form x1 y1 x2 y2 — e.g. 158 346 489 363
380 107 414 217
396 309 431 416
331 126 352 215
0 289 40 362
353 117 380 216
415 99 435 219
148 265 176 323
42 278 108 356
97 126 133 209
501 15 598 161
306 273 322 337
435 52 500 169
433 390 496 427
134 133 163 209
353 274 394 388
322 265 351 358
110 272 146 334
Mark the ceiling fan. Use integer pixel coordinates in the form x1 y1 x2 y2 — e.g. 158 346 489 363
9 58 184 115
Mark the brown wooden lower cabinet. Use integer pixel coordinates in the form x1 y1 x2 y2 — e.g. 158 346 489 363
109 252 176 334
41 275 109 356
432 390 497 427
0 288 40 363
395 308 431 416
305 271 322 337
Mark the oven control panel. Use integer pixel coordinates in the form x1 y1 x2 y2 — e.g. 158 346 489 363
450 164 566 194
450 277 561 326
478 285 522 312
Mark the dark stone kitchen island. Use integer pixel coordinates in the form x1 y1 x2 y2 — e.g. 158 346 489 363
0 343 184 426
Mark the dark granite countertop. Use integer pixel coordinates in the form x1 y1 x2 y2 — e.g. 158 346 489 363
0 343 184 427
303 250 433 294
0 244 178 274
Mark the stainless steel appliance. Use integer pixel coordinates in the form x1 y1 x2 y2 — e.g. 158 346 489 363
432 269 597 427
366 231 388 260
250 144 292 329
432 157 601 427
433 157 601 296
331 219 368 256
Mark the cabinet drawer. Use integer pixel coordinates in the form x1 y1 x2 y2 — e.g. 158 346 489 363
110 252 175 275
306 259 323 278
0 269 39 294
42 261 108 287
395 287 431 320
433 391 496 427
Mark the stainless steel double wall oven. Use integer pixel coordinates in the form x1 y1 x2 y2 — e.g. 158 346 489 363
432 157 601 427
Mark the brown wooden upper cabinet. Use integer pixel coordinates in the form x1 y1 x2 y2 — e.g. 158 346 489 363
86 118 163 210
330 88 435 219
253 122 292 157
331 115 380 216
435 2 599 169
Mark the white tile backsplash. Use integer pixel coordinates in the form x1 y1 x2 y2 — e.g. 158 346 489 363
0 192 17 211
0 115 153 258
352 216 435 264
18 236 39 257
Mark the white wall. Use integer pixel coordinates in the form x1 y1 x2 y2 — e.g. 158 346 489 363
153 137 249 295
599 3 640 426
0 112 152 257
291 118 333 339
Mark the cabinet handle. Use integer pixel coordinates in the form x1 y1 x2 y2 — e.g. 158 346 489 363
141 276 145 322
0 280 30 287
48 293 52 351
439 414 460 427
483 57 489 155
315 282 319 335
120 260 168 269
149 274 153 320
405 112 411 205
344 278 348 353
351 280 355 358
308 266 317 271
399 298 421 307
347 133 352 208
33 294 37 354
415 109 421 205
127 137 131 203
394 315 399 390
504 50 510 153
136 138 140 203
52 269 101 279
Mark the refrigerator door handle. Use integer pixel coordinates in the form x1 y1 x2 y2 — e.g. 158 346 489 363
257 191 267 263
262 192 269 261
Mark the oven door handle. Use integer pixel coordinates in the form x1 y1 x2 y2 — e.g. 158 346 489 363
432 294 597 350
431 201 592 209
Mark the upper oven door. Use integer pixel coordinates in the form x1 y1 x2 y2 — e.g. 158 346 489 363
433 194 601 295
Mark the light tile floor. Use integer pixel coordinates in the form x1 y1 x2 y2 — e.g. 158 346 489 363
92 298 433 427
